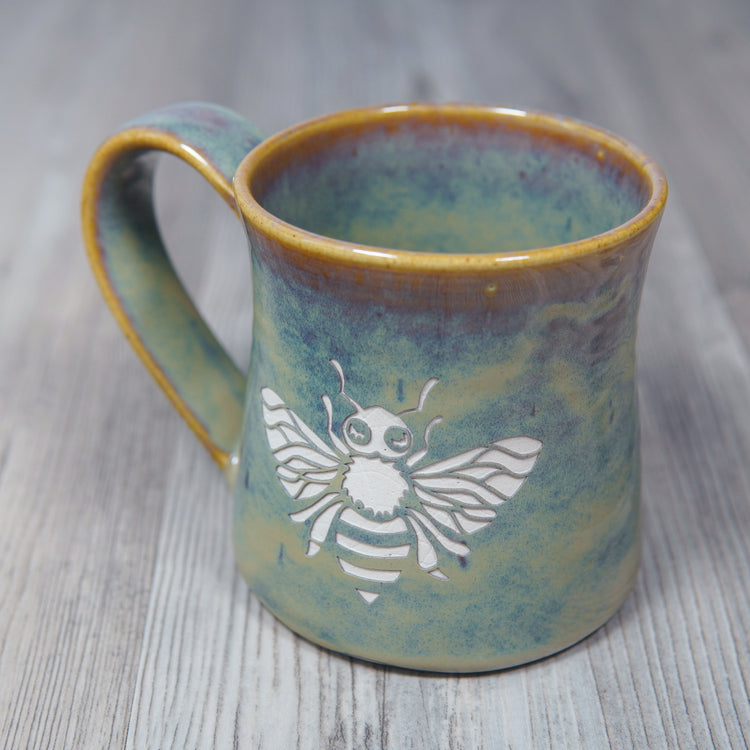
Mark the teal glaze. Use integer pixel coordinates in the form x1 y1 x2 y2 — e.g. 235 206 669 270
83 103 667 672
234 223 653 671
260 120 643 255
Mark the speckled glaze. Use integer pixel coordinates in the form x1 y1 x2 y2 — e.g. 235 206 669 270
82 102 667 672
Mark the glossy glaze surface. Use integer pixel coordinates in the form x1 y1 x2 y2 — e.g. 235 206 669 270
251 111 645 255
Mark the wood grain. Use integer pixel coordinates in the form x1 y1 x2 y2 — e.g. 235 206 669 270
1 0 749 747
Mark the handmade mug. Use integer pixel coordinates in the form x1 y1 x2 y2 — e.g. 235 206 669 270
82 102 667 672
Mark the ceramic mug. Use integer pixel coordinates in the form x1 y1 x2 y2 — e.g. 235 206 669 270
82 102 667 672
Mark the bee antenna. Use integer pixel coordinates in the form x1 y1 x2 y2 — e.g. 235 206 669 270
399 377 439 416
330 359 361 410
406 415 442 467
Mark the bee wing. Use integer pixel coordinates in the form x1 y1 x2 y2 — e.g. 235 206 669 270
261 387 345 502
411 436 542 535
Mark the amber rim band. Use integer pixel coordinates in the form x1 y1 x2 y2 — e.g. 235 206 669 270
234 103 668 272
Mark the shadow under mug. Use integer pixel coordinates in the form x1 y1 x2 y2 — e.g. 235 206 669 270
82 102 667 672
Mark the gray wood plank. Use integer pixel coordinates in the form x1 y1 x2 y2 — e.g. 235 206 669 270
0 0 250 747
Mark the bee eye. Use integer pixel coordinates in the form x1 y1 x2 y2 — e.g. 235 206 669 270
385 425 412 453
345 417 371 446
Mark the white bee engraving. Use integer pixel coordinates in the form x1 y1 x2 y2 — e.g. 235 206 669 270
260 360 542 603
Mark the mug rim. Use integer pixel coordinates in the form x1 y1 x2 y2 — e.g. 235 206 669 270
233 103 668 272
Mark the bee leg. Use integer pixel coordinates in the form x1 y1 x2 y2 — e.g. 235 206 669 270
406 515 439 569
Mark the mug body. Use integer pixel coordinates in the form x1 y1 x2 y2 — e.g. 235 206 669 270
230 105 666 672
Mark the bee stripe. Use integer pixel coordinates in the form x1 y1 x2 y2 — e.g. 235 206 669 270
339 508 408 534
338 558 401 583
335 533 410 558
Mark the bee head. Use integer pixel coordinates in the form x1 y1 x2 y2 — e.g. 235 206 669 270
342 407 413 460
330 359 439 461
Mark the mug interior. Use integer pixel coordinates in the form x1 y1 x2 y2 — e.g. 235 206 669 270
243 107 655 256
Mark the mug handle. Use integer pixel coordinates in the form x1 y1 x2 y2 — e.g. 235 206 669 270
81 102 265 479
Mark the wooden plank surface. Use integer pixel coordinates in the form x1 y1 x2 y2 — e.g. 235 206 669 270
1 0 749 747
